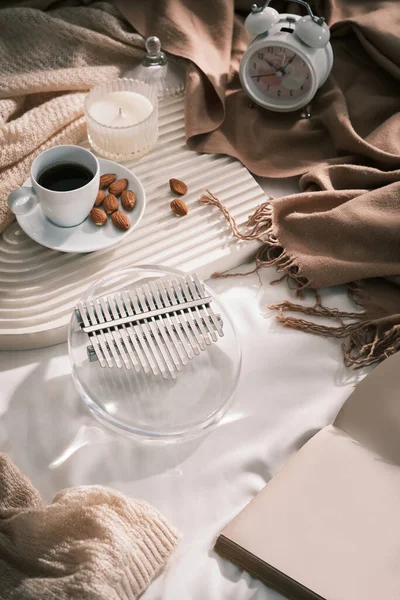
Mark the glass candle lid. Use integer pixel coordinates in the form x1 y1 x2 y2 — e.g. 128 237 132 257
68 265 241 442
125 36 185 99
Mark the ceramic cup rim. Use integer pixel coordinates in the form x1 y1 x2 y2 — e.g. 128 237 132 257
31 145 100 196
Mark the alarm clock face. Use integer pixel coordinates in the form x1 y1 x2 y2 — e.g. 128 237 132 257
248 45 312 102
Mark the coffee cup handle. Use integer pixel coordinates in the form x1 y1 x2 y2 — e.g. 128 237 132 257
8 186 38 216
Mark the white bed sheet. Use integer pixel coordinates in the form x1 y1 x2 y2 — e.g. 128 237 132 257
0 252 365 599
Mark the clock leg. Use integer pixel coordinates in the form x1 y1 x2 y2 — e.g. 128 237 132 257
300 103 312 119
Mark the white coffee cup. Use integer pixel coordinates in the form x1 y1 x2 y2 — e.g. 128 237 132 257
8 145 100 228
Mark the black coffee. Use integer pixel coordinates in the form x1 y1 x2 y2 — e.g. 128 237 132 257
37 162 94 192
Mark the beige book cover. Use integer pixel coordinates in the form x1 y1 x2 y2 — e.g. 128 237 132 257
215 352 400 600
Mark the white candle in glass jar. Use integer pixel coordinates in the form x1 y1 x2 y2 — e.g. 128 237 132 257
89 91 153 128
85 80 158 160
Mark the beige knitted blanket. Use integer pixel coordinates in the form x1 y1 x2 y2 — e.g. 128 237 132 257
0 1 144 232
0 454 180 599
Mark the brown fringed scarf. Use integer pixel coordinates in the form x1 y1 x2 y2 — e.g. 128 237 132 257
200 189 400 369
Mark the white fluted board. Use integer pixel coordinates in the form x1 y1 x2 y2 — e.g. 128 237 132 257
0 96 263 350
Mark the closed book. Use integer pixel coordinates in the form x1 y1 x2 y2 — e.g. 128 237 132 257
215 352 400 600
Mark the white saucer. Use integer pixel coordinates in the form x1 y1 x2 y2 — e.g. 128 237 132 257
17 159 146 253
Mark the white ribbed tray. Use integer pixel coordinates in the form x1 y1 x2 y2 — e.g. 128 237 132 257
0 96 263 350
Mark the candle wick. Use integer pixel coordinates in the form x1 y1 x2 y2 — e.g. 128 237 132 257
118 107 122 117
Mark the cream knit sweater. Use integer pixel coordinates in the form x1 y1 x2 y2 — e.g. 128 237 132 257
0 454 180 599
0 2 144 232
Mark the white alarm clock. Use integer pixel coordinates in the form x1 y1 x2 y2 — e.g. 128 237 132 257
240 0 333 112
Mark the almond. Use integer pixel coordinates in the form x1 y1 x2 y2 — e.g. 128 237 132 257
109 178 128 196
99 173 116 189
111 210 130 230
170 198 188 216
121 189 136 211
103 193 119 214
169 178 188 195
95 189 105 206
90 207 107 226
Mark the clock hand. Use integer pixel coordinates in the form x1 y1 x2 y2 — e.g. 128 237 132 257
282 54 296 73
263 58 277 71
